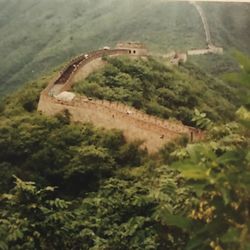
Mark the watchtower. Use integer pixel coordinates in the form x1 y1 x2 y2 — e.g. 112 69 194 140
116 42 148 56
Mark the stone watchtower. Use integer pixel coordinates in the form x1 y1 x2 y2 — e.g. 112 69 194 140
116 42 148 56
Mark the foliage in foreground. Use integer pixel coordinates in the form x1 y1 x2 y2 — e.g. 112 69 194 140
0 168 191 250
167 109 250 250
1 114 249 249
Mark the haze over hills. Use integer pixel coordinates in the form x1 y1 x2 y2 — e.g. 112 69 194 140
0 0 250 96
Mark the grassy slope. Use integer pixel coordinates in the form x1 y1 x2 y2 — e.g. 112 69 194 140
0 0 204 96
201 2 250 53
0 0 250 96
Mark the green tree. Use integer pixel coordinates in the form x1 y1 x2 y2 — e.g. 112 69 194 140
168 112 250 250
0 177 74 250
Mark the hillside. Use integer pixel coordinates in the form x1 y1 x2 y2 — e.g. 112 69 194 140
0 58 249 249
0 0 250 96
73 56 241 125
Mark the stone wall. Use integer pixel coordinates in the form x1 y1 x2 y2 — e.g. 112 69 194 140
116 42 148 56
187 47 223 56
38 45 204 153
38 94 203 153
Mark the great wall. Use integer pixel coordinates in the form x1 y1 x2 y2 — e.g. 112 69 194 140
38 1 226 152
163 1 223 64
38 42 204 153
188 1 223 55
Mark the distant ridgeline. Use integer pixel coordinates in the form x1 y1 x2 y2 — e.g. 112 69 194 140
38 42 204 153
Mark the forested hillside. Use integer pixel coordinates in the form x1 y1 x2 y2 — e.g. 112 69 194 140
0 0 250 96
0 58 249 249
73 56 242 125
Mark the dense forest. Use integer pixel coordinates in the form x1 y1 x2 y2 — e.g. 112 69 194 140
73 56 242 126
0 55 249 249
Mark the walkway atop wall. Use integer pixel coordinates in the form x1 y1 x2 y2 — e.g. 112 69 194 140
47 49 132 96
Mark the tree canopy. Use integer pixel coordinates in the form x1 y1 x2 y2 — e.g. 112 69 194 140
0 57 249 249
